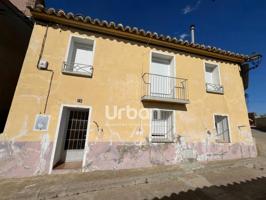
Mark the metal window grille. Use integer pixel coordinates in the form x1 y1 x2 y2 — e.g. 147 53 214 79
64 110 89 150
206 83 224 94
151 110 174 142
62 62 93 76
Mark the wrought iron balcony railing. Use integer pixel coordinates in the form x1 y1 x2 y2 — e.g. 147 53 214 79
142 73 189 104
206 83 224 94
62 62 93 77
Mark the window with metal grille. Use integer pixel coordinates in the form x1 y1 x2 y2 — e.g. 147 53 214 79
63 36 94 77
151 110 174 142
215 115 230 143
205 63 223 94
64 110 89 150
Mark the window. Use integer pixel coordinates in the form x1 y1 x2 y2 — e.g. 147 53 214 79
151 110 174 142
63 36 94 77
141 52 189 104
205 63 223 94
64 110 89 150
150 53 175 98
214 115 230 143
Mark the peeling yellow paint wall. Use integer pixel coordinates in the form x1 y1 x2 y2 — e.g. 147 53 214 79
1 23 252 147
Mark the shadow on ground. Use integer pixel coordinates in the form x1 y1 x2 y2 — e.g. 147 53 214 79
149 176 266 200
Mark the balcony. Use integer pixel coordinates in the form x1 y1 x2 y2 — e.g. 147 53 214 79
206 83 224 94
141 73 189 104
62 62 93 77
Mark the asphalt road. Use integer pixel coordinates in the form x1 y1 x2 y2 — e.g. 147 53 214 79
152 177 266 200
151 129 266 200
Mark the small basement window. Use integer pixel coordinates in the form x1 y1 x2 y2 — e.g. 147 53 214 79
63 36 94 77
214 115 230 143
151 110 174 142
205 63 223 94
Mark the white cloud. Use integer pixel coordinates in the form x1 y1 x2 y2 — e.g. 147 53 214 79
182 0 201 14
179 33 189 40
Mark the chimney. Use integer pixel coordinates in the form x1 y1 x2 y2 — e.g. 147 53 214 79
190 25 195 43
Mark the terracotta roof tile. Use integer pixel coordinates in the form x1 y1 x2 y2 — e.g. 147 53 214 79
30 5 249 60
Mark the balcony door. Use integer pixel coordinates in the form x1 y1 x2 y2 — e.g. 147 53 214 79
150 53 174 98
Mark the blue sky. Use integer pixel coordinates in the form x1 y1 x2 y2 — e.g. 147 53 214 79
46 0 266 114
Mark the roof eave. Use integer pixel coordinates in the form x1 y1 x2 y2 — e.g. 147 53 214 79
31 11 246 64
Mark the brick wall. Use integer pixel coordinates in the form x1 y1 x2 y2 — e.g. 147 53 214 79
9 0 44 16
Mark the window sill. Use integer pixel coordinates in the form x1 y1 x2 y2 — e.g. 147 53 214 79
205 83 224 94
206 89 224 95
142 95 190 104
62 70 92 78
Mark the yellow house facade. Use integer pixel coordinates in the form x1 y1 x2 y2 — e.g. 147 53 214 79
0 5 257 178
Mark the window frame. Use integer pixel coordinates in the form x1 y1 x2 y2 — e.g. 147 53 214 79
149 108 175 143
148 51 176 99
63 35 96 77
204 61 223 94
213 113 232 143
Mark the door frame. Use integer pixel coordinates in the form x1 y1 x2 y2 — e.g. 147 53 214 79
49 104 92 174
149 50 176 97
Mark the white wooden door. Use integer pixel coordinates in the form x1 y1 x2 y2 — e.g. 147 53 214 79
150 57 173 98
